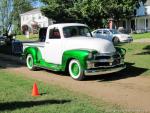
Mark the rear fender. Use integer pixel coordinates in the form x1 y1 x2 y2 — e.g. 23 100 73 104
24 47 42 64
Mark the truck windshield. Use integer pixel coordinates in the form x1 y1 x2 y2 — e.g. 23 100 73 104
63 26 92 38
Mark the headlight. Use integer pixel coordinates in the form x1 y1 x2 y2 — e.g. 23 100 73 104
88 52 93 59
87 50 98 59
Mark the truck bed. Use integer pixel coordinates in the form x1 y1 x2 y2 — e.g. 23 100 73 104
23 42 45 51
23 42 45 46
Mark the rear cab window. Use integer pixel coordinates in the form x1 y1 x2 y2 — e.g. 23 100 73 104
49 27 61 39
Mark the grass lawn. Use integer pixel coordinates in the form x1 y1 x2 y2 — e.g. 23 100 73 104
16 34 38 41
131 32 150 39
119 42 150 76
0 70 123 113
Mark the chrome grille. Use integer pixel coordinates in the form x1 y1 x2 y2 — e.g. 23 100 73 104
94 56 111 60
87 53 123 69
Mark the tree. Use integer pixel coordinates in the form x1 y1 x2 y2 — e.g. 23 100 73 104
70 0 107 28
41 0 147 28
41 0 76 23
12 0 34 34
0 0 12 34
0 0 35 35
103 0 147 27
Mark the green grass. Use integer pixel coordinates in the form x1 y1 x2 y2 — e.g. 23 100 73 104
131 32 150 39
16 34 38 41
0 70 123 113
119 42 150 76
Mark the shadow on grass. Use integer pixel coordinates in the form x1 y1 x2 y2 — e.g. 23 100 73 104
0 45 12 55
38 62 149 82
0 57 25 69
0 99 71 111
0 53 25 69
85 62 149 81
135 45 150 55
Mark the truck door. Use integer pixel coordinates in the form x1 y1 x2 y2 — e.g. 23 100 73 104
43 27 62 64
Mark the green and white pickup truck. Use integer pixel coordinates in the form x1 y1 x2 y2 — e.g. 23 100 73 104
23 23 126 80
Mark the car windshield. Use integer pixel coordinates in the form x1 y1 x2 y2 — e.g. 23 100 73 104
63 26 92 38
110 29 120 34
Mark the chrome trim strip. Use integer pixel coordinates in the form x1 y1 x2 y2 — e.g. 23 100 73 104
87 58 121 63
84 65 126 76
87 61 124 69
94 52 116 57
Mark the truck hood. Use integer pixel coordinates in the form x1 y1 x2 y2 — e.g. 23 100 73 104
63 37 116 53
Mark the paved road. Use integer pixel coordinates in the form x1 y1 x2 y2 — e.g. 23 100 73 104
0 54 150 113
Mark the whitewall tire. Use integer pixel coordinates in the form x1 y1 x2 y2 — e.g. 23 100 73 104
69 59 85 80
26 54 36 70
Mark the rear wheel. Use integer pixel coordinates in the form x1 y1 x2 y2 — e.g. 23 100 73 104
26 54 36 70
69 59 85 80
113 37 119 44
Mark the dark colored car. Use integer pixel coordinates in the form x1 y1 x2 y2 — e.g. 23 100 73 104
0 35 7 46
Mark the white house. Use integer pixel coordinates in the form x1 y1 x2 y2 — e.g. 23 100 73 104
132 0 150 32
109 0 150 33
20 8 53 33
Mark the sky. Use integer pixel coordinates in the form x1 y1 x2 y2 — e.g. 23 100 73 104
32 1 44 8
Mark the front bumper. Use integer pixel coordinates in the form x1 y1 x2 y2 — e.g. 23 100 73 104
84 64 126 76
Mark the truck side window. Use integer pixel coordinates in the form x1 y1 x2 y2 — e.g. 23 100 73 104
49 28 60 39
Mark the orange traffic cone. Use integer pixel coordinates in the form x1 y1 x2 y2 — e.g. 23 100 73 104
32 82 40 96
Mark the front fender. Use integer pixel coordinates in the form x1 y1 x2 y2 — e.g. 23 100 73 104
61 49 91 71
115 47 126 57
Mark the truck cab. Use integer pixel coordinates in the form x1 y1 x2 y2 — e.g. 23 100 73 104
23 23 126 80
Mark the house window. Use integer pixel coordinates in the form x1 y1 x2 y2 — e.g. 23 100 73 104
32 16 35 21
145 8 148 15
123 21 126 29
26 16 28 20
38 15 41 19
146 19 148 28
43 23 46 27
134 9 136 16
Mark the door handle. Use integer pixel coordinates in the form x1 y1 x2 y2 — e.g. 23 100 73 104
46 42 49 44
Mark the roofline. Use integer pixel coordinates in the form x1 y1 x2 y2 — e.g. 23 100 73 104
20 8 41 16
48 23 88 28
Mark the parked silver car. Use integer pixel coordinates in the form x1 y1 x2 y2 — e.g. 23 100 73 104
92 29 133 44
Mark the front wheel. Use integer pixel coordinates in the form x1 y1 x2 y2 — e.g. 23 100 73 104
69 59 85 81
26 54 36 70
